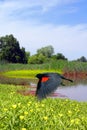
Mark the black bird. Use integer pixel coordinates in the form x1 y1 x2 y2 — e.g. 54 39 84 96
35 73 73 99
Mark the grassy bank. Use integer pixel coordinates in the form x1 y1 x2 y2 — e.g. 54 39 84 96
3 69 62 79
0 60 87 73
0 60 87 85
0 84 87 130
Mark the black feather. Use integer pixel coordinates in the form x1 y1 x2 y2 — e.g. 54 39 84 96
36 73 73 99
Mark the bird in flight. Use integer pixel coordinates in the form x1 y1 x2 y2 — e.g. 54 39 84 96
35 73 73 99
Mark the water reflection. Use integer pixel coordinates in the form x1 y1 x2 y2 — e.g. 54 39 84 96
56 84 87 102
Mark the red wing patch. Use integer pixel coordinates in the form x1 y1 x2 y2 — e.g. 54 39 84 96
41 77 49 82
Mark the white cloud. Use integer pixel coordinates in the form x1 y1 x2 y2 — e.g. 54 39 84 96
0 19 87 60
0 0 80 18
0 0 86 60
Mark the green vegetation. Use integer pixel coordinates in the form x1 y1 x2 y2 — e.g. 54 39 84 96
0 34 87 130
0 60 87 73
37 45 54 58
3 69 62 79
0 84 87 130
0 60 87 85
0 34 87 64
0 34 27 63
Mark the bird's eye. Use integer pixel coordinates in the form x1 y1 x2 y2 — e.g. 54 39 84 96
41 77 49 82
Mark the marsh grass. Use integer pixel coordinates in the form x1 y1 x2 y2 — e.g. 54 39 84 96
0 60 87 73
0 60 87 85
0 84 87 130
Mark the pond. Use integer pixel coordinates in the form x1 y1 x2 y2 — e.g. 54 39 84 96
1 74 87 102
16 77 87 101
27 78 87 102
55 84 87 102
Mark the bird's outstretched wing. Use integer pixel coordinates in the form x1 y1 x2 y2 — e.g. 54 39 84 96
35 73 73 99
36 73 61 99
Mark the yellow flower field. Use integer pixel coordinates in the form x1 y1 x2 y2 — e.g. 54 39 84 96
0 84 87 130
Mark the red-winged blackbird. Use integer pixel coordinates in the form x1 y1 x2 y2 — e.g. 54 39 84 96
36 73 73 99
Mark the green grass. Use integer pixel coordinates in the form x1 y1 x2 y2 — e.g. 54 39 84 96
3 69 62 79
0 60 87 85
0 60 87 73
0 84 87 130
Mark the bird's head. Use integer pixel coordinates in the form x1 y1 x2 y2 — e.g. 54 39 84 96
36 73 49 82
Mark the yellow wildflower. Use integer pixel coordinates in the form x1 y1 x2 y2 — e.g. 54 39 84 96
41 104 45 107
27 101 31 106
18 103 21 107
50 109 53 112
68 110 72 116
35 103 38 108
70 119 75 124
43 116 48 120
11 92 15 95
30 109 33 112
75 118 80 124
68 110 72 114
58 113 63 117
3 108 8 111
12 104 17 109
65 99 68 102
21 128 27 130
70 118 80 125
19 115 24 120
28 104 30 106
24 111 28 115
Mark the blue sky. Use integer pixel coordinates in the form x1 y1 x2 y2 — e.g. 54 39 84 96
0 0 87 60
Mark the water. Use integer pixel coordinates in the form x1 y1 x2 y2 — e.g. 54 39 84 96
29 78 87 102
55 84 87 102
18 77 87 102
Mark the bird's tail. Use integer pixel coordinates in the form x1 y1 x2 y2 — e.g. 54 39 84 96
60 75 73 82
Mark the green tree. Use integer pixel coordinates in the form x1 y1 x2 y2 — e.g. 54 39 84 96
0 34 28 63
56 53 67 60
77 56 87 62
28 54 46 64
37 45 54 58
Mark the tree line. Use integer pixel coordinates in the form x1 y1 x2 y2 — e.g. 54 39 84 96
0 34 87 64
